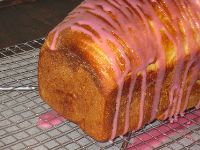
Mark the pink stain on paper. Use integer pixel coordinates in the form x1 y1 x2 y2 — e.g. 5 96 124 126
37 110 65 128
127 109 200 150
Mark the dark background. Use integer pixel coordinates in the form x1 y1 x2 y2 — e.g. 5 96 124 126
0 0 83 48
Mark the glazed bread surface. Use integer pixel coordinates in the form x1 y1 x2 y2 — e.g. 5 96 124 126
39 0 200 141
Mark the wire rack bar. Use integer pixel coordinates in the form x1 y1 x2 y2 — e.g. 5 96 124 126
0 87 37 91
0 38 200 150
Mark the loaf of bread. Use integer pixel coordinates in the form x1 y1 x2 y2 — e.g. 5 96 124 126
38 0 200 142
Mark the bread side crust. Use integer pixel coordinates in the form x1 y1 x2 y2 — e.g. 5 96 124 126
38 31 112 141
39 29 200 141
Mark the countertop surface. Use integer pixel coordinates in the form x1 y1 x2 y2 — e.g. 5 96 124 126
0 0 82 49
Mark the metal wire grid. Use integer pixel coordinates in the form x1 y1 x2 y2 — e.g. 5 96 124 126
0 38 200 150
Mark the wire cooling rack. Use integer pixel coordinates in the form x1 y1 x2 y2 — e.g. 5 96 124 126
0 38 200 150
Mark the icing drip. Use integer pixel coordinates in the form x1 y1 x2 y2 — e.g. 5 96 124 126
49 0 200 140
123 74 136 134
37 111 65 128
173 0 199 116
128 109 200 150
181 61 200 113
137 71 147 130
123 0 154 135
163 0 198 120
174 59 194 115
110 44 131 140
167 0 200 118
196 100 200 109
178 0 200 116
144 1 168 122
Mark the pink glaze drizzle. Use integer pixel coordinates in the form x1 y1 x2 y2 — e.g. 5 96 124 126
145 1 168 121
37 111 65 129
196 100 200 109
123 74 136 134
48 0 200 140
137 71 147 130
163 0 200 120
174 0 200 117
128 109 200 150
181 62 200 113
164 0 186 120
